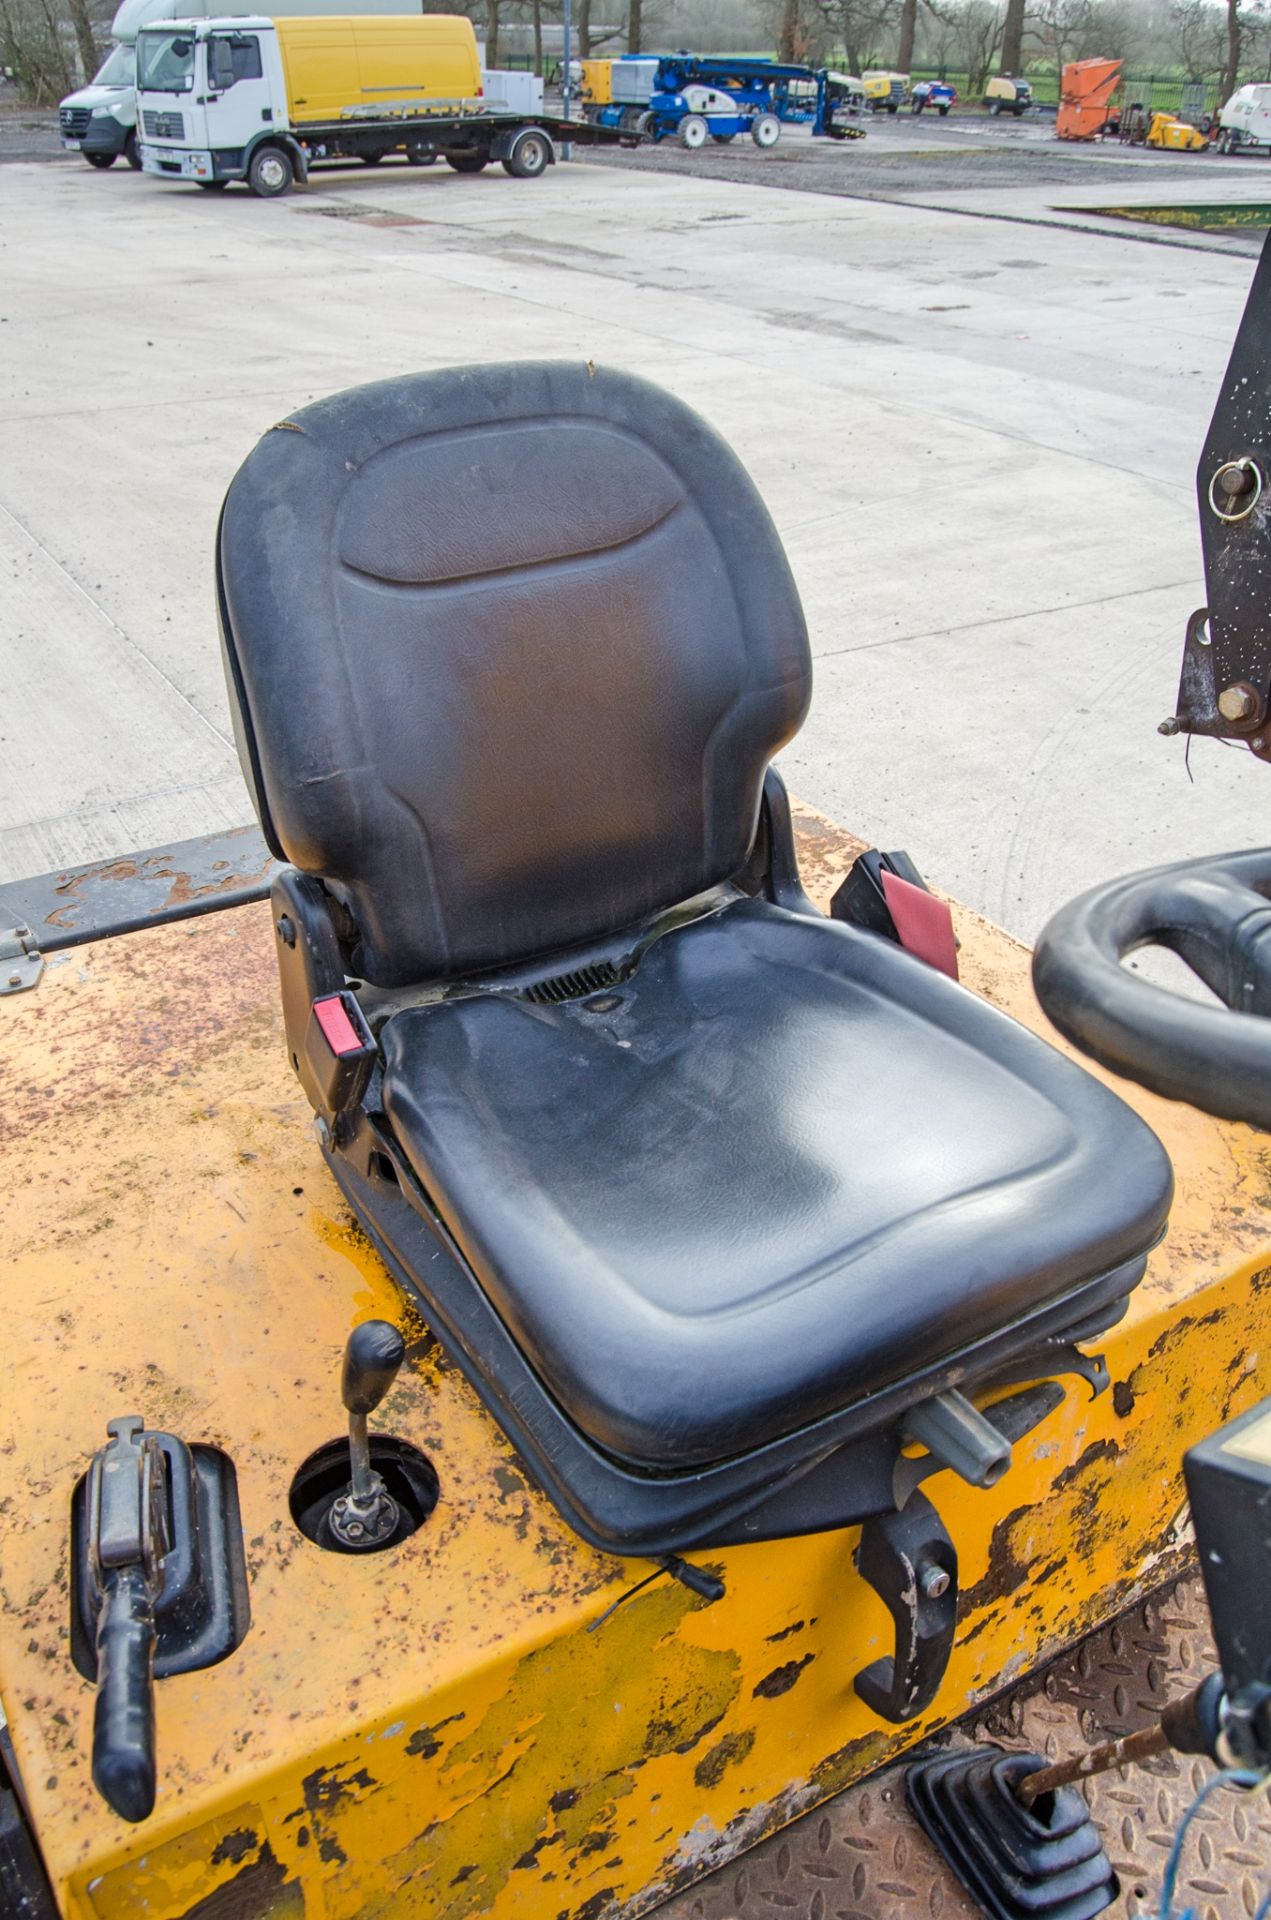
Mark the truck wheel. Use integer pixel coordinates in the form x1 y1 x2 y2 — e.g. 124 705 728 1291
406 144 437 165
938 103 950 116
85 152 116 169
751 113 780 146
502 128 551 176
445 150 489 171
124 131 142 169
197 178 230 189
360 151 385 165
886 101 898 113
679 114 708 148
989 99 1003 115
248 145 294 197
1013 104 1025 116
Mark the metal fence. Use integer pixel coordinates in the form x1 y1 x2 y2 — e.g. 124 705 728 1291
906 66 1257 117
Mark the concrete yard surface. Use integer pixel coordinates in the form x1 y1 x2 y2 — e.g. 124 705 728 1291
0 147 1265 939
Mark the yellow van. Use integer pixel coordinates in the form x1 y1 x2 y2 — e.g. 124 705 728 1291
275 13 481 123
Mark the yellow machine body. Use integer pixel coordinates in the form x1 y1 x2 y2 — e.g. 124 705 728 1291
863 70 907 105
274 13 482 124
576 58 614 105
1146 108 1209 149
0 805 1267 1919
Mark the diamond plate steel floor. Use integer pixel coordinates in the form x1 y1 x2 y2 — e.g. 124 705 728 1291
656 1571 1271 1920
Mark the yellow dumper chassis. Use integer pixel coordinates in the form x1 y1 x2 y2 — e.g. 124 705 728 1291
0 802 1267 1920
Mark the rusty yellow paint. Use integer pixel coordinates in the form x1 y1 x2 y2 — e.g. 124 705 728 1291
0 801 1267 1920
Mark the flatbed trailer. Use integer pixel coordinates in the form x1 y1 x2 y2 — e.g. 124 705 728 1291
142 107 634 191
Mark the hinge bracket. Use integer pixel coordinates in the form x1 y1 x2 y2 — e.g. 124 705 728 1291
0 924 43 995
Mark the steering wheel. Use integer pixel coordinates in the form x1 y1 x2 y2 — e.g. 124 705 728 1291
1032 848 1271 1129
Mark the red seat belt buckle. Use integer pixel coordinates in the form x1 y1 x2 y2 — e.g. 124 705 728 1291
881 871 959 981
304 990 376 1122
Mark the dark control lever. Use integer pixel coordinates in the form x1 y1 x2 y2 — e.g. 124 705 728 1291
72 1419 249 1823
328 1321 406 1550
85 1417 169 1822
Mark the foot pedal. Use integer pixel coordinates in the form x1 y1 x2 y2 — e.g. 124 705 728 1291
906 1744 1118 1920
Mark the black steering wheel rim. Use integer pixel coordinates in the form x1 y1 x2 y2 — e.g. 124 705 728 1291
1032 847 1271 1129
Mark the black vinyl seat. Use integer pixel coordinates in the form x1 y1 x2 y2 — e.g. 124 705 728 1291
381 895 1169 1470
217 359 1172 1593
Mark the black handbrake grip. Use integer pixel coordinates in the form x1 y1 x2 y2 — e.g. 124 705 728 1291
92 1564 158 1823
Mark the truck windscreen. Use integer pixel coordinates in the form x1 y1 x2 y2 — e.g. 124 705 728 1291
92 43 135 86
137 31 195 94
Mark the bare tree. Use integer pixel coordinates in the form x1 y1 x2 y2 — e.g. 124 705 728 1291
806 0 894 71
1224 0 1241 95
998 0 1024 75
1028 0 1097 68
956 0 1004 91
1166 0 1226 77
0 0 73 99
896 0 915 68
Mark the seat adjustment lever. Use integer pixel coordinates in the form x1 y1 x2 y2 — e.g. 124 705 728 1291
853 1490 958 1724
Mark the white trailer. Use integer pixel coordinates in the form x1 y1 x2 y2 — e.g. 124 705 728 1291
1216 83 1271 153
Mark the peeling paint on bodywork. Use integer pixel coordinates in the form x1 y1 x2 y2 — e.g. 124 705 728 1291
0 802 1267 1920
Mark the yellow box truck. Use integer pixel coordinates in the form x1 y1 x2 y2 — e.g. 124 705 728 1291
136 12 630 193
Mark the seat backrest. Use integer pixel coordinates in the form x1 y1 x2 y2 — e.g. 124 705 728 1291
218 361 811 986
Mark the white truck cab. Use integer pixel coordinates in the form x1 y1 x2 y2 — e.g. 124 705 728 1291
137 16 282 186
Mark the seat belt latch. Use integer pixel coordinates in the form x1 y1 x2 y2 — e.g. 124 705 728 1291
831 850 958 981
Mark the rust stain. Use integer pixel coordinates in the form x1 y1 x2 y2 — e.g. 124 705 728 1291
752 1654 815 1699
693 1728 755 1789
176 1843 303 1920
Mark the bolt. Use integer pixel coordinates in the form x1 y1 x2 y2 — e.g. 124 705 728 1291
7 972 21 988
276 914 296 948
1220 464 1255 498
1158 717 1181 736
314 1116 332 1151
919 1561 951 1600
334 1496 347 1512
347 1521 365 1539
1219 683 1259 723
1254 737 1268 754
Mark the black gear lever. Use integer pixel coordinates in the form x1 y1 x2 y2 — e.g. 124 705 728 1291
326 1321 406 1551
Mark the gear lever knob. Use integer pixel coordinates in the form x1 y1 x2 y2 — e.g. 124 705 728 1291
341 1320 406 1417
328 1321 405 1552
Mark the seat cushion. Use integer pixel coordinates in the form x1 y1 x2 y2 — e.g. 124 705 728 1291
380 899 1172 1468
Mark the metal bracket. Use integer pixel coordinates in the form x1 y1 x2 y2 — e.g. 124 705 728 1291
854 1489 958 1724
0 924 42 996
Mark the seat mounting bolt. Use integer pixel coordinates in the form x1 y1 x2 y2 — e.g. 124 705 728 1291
919 1560 950 1599
1218 682 1259 723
